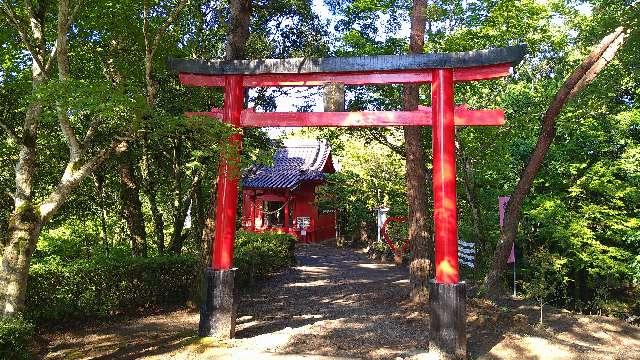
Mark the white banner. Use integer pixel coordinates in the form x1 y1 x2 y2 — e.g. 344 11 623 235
459 247 475 255
459 252 474 261
458 239 476 268
458 239 475 248
459 259 475 268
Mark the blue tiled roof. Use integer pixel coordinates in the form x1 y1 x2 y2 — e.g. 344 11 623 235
243 140 333 190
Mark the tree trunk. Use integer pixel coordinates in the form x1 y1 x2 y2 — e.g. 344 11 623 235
196 175 217 303
484 27 628 295
146 183 165 254
93 172 110 252
118 156 147 257
404 0 431 304
226 0 252 61
1 206 42 316
458 141 485 255
168 135 185 253
191 176 206 248
0 4 47 318
168 169 202 255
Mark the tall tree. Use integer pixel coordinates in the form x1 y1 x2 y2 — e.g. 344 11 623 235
141 0 188 254
198 0 252 275
0 0 132 317
484 26 629 294
404 0 431 303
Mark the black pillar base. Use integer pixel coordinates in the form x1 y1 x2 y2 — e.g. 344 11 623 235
199 268 236 339
429 280 467 359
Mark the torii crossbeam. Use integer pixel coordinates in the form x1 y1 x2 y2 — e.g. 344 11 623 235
169 44 526 358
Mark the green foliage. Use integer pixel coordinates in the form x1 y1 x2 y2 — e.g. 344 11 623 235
26 255 198 323
25 231 296 323
523 248 569 304
313 135 406 245
234 230 297 285
0 316 34 360
522 248 570 324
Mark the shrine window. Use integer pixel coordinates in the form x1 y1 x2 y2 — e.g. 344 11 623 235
263 201 285 227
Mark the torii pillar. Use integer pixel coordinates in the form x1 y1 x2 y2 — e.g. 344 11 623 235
429 68 465 358
169 44 526 358
198 75 244 339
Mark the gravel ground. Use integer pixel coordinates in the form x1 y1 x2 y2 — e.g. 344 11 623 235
40 242 640 359
231 243 427 359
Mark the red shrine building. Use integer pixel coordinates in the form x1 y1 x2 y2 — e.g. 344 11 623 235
241 139 337 242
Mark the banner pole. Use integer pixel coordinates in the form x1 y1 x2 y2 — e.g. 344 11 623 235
513 261 516 297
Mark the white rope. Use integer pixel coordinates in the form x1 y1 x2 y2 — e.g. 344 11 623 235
262 198 290 215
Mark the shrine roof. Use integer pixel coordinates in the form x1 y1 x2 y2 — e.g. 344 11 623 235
243 140 335 190
168 45 526 75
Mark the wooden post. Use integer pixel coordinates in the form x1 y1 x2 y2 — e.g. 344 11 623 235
429 280 467 358
324 82 345 112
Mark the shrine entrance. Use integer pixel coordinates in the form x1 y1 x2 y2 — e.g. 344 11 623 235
169 45 526 359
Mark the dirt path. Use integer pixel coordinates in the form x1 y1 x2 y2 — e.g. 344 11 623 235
41 243 640 359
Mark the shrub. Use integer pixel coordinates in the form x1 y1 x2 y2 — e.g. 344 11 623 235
25 231 296 323
26 255 198 323
234 230 297 285
0 317 34 360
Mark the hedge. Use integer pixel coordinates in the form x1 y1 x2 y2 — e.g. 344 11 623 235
0 317 34 360
234 231 297 285
25 230 296 323
26 255 196 323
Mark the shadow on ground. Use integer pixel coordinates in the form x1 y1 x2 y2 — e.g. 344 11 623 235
41 242 640 360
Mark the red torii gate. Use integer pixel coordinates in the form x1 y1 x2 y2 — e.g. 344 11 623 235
169 45 525 358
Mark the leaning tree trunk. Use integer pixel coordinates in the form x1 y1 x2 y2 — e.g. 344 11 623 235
484 27 628 295
404 0 431 304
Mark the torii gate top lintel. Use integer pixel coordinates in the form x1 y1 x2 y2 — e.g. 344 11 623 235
173 45 526 286
169 45 526 129
169 44 526 79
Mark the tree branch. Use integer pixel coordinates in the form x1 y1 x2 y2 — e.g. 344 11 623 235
151 0 188 52
0 120 18 143
44 0 83 75
0 1 45 72
81 117 101 151
569 28 629 98
0 108 19 143
39 136 129 223
55 0 82 161
361 128 405 157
